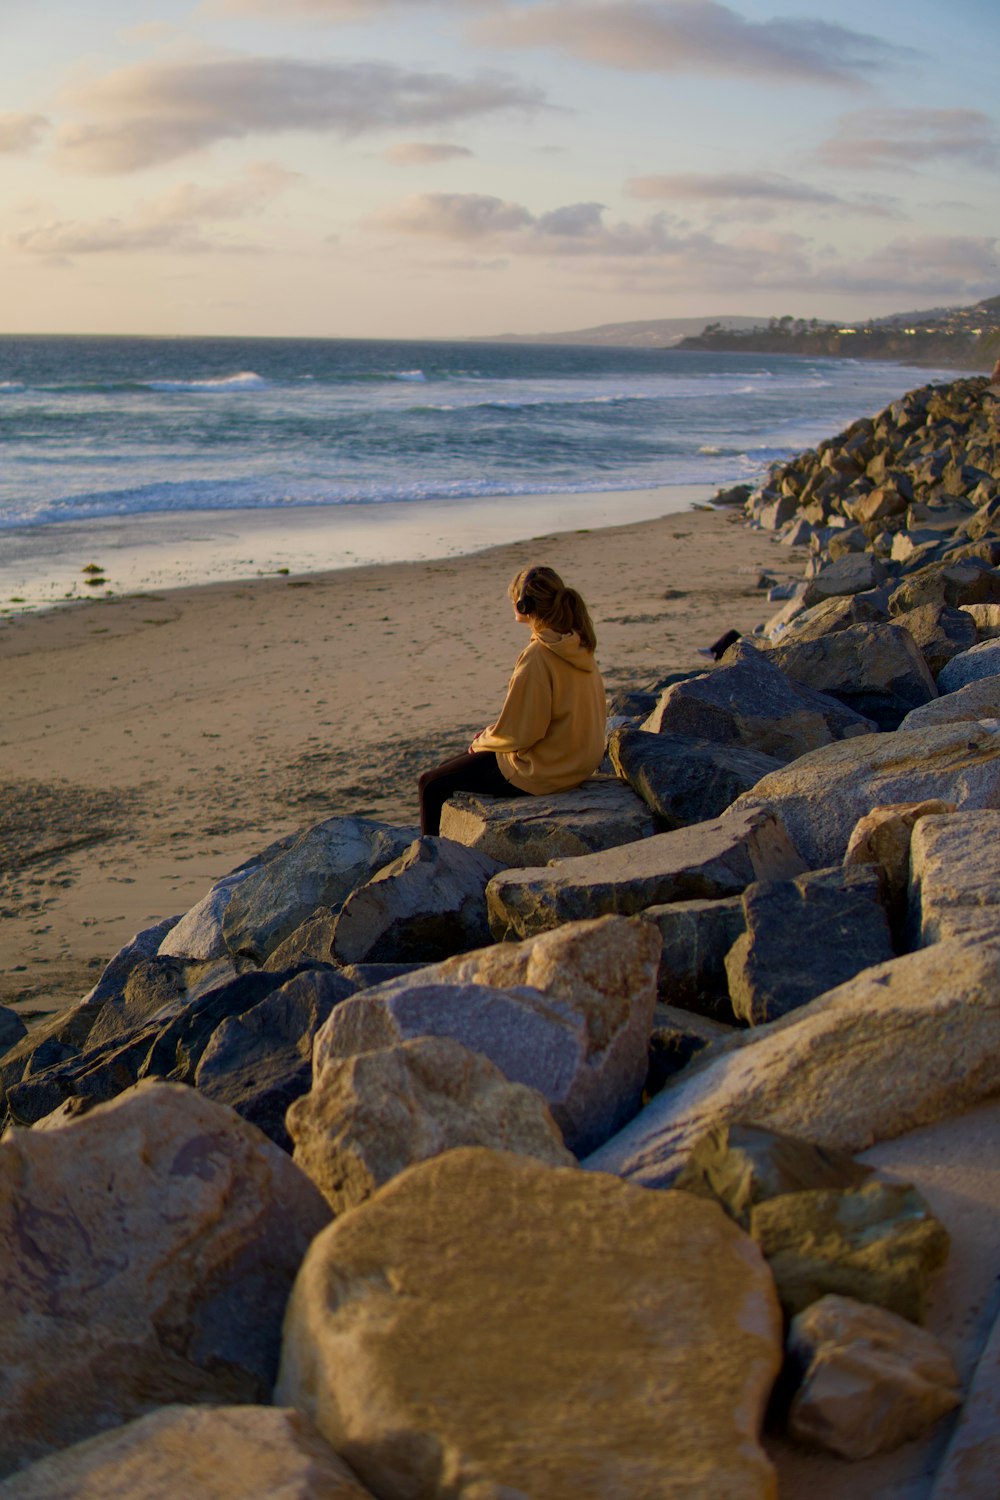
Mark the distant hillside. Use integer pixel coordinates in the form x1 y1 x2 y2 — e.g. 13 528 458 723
480 316 762 348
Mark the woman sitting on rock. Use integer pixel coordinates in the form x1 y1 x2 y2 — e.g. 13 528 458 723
418 565 607 837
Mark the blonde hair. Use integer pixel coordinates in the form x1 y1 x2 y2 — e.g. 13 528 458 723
509 565 597 653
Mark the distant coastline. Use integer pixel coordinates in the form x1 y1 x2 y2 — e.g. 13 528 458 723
674 326 991 370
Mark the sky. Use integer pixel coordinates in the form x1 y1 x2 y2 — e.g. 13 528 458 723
2 0 999 339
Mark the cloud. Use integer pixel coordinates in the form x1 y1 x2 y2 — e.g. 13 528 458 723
625 170 902 220
210 0 486 14
57 56 545 172
384 141 474 164
474 1 907 88
816 108 1000 171
10 161 297 258
821 234 1000 300
0 113 50 153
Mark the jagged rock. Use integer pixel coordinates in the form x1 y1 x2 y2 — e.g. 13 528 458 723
930 1297 1000 1498
0 1083 331 1478
314 914 660 1158
646 1006 734 1094
937 638 1000 692
438 777 655 864
0 1008 26 1057
961 601 1000 637
725 865 894 1026
899 672 1000 729
338 961 427 989
843 799 956 934
785 1295 961 1459
672 1121 873 1229
275 1148 782 1500
888 556 1000 614
767 592 888 645
1 1004 100 1121
765 621 937 730
643 896 745 1017
607 727 782 827
0 1405 374 1499
801 553 887 608
330 837 504 966
891 603 979 678
641 641 876 763
908 810 1000 945
75 917 179 1011
750 1178 949 1322
194 968 357 1151
262 907 338 971
85 954 238 1050
584 938 1000 1188
731 721 1000 867
158 871 255 962
288 1036 573 1214
846 485 909 526
486 806 805 942
221 817 416 963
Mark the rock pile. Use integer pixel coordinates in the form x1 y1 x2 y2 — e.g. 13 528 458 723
3 373 1000 1495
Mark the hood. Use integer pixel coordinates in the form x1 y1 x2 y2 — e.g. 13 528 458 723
532 627 597 672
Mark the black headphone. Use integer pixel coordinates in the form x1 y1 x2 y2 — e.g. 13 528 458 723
516 570 536 615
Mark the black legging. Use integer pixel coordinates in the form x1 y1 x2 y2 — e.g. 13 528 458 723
418 750 528 837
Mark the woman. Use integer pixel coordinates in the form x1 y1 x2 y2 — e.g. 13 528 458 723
418 565 606 837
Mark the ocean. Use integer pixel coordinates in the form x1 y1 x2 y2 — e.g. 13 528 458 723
0 334 959 606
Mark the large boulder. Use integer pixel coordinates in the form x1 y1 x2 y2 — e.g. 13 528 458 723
785 1295 961 1459
766 592 888 645
641 640 876 763
81 918 181 1007
158 870 256 962
607 727 782 827
287 1035 573 1214
937 638 1000 692
221 818 416 963
0 1083 331 1478
887 556 1000 614
908 809 1000 945
584 937 1000 1188
330 837 503 966
800 552 887 606
731 721 1000 867
890 604 978 679
312 915 661 1158
643 896 745 1017
899 672 1000 729
842 799 955 936
0 1405 373 1499
194 968 357 1151
275 1148 782 1500
724 865 894 1025
439 777 655 864
763 623 937 730
486 806 805 941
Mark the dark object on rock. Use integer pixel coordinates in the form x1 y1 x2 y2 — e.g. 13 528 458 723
725 865 894 1025
609 726 782 828
696 628 741 660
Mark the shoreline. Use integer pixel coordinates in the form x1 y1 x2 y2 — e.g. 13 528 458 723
0 501 803 1020
0 485 714 617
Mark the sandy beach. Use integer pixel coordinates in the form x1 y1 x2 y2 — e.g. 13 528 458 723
0 496 801 1023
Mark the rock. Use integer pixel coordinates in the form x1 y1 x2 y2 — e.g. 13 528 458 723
85 953 238 1050
961 601 1000 637
724 865 894 1026
287 1036 573 1214
672 1121 873 1229
80 917 181 1007
888 557 1000 614
438 776 655 864
275 1148 783 1500
262 908 338 971
937 638 1000 692
584 938 1000 1188
909 810 1000 944
0 1405 374 1499
785 1295 961 1459
891 603 979 678
0 1008 26 1058
767 592 888 645
899 672 1000 729
643 896 745 1018
607 727 782 827
801 552 887 607
486 806 805 942
764 622 937 731
0 1004 98 1119
731 721 1000 868
641 640 876 763
843 799 956 934
846 485 909 526
194 968 358 1151
0 1082 331 1478
158 870 255 962
930 1299 1000 1498
330 837 504 966
221 817 417 963
750 1178 949 1322
313 912 661 1157
646 1006 734 1095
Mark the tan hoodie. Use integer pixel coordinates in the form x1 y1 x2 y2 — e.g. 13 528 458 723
470 627 607 794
